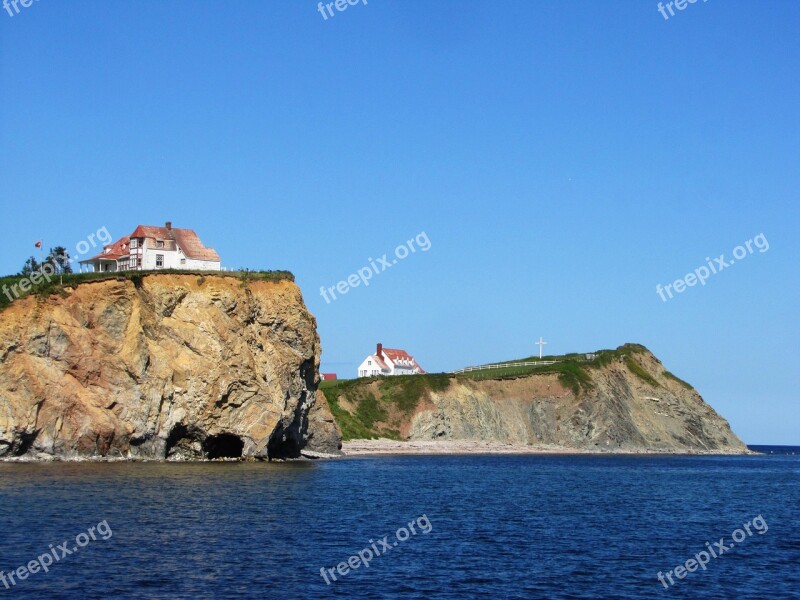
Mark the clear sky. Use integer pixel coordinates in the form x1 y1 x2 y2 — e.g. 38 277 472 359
1 1 798 444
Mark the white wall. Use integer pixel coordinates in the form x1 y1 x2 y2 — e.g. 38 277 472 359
140 245 220 271
357 355 385 378
356 355 422 377
140 248 175 270
181 256 221 270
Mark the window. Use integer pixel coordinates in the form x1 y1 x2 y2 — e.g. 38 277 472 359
180 258 186 265
130 239 138 248
156 254 164 268
156 240 164 249
367 360 372 365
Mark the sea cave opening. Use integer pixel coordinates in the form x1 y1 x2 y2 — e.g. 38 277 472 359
203 433 244 460
267 436 301 460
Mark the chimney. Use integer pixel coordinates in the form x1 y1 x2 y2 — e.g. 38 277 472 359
165 221 172 230
376 343 382 359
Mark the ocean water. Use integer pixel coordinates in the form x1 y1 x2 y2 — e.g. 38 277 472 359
0 451 798 599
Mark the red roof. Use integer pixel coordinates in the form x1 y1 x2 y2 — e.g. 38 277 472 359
81 236 131 262
378 347 425 373
129 225 220 261
383 348 413 362
321 373 337 380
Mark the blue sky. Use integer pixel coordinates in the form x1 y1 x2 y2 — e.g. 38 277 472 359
1 1 798 444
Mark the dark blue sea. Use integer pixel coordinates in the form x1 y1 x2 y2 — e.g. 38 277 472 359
1 449 798 599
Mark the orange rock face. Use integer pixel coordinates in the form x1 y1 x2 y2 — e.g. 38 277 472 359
0 274 341 460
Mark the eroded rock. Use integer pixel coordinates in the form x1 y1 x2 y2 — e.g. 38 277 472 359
0 274 342 460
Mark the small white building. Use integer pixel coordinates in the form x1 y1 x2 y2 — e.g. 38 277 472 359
358 343 426 378
79 222 221 272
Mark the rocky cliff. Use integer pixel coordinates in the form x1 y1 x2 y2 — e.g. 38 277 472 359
320 345 748 453
0 273 342 460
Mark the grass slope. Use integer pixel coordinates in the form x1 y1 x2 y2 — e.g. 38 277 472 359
0 269 294 313
322 344 692 441
456 343 657 393
319 374 450 441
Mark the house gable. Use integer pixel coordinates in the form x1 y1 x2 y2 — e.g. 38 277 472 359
79 222 221 272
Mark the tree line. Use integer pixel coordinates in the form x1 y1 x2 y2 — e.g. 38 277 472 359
20 247 73 276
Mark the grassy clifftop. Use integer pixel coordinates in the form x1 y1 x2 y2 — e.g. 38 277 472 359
0 270 294 313
454 343 690 393
320 344 694 441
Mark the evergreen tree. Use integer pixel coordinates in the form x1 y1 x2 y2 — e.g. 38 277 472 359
45 247 73 274
20 256 41 276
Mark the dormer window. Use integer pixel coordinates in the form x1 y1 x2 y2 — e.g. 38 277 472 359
156 240 164 249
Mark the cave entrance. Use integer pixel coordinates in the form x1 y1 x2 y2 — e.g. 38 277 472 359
165 423 205 460
203 433 244 459
267 436 301 460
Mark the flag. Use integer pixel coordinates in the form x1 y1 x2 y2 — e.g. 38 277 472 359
34 241 42 248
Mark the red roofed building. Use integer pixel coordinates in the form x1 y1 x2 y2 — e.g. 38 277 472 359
79 222 221 272
357 343 426 378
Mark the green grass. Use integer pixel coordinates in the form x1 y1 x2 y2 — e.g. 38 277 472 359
489 351 587 366
325 396 380 440
318 373 453 441
623 357 661 388
664 370 694 390
322 344 693 438
456 360 593 395
379 373 451 414
322 381 401 440
486 343 650 369
355 393 388 428
0 269 294 313
579 343 661 388
455 343 659 394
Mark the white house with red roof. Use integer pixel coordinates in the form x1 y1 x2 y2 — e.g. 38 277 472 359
357 343 426 378
79 222 221 272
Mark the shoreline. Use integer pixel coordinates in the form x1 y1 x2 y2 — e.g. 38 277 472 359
340 438 756 457
0 441 759 463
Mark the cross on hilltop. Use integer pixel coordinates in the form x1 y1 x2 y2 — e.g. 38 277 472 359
535 337 547 359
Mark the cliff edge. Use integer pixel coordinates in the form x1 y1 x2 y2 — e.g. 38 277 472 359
320 345 748 453
0 273 342 460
